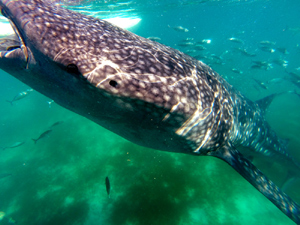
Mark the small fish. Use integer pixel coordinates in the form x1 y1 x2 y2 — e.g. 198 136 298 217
105 176 110 198
267 78 284 84
193 44 206 50
169 25 189 32
6 89 33 105
208 54 224 65
252 60 269 66
285 71 300 79
32 130 52 144
181 38 194 41
193 54 207 60
260 46 275 53
250 65 263 70
276 47 289 55
252 78 268 90
49 121 64 129
1 141 25 150
290 80 300 89
228 37 243 43
272 59 288 67
284 71 300 89
231 68 243 74
284 76 300 89
259 40 276 46
0 173 12 179
285 26 300 34
251 61 273 70
284 70 300 84
177 42 194 47
210 54 222 60
200 39 211 44
235 48 256 57
147 36 161 41
292 90 300 99
47 100 55 108
184 49 197 54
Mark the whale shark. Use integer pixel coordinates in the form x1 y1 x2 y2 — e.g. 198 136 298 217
0 0 299 223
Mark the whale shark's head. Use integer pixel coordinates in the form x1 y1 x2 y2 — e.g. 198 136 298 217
0 0 189 106
0 0 123 78
1 0 226 153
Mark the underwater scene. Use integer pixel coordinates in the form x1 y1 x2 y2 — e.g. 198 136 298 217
0 0 300 224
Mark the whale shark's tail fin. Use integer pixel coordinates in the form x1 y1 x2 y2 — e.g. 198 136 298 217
209 145 300 224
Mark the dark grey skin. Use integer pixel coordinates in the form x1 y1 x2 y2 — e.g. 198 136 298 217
0 0 299 223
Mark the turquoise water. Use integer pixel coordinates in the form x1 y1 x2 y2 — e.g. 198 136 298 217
0 0 300 224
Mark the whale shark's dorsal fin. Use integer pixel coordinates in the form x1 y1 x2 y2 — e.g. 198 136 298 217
209 145 300 223
255 93 280 115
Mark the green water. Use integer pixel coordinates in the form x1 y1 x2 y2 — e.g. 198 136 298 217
0 0 300 224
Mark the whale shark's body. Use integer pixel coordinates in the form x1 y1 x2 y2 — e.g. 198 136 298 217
0 0 299 223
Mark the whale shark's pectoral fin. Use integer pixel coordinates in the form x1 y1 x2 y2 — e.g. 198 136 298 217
208 144 300 224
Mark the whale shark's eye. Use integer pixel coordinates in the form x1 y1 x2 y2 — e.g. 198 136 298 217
66 63 80 75
109 80 118 88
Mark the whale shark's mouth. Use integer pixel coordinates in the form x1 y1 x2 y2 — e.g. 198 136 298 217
0 7 20 48
0 4 29 67
0 32 20 52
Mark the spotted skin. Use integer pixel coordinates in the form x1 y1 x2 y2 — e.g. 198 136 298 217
0 0 299 223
